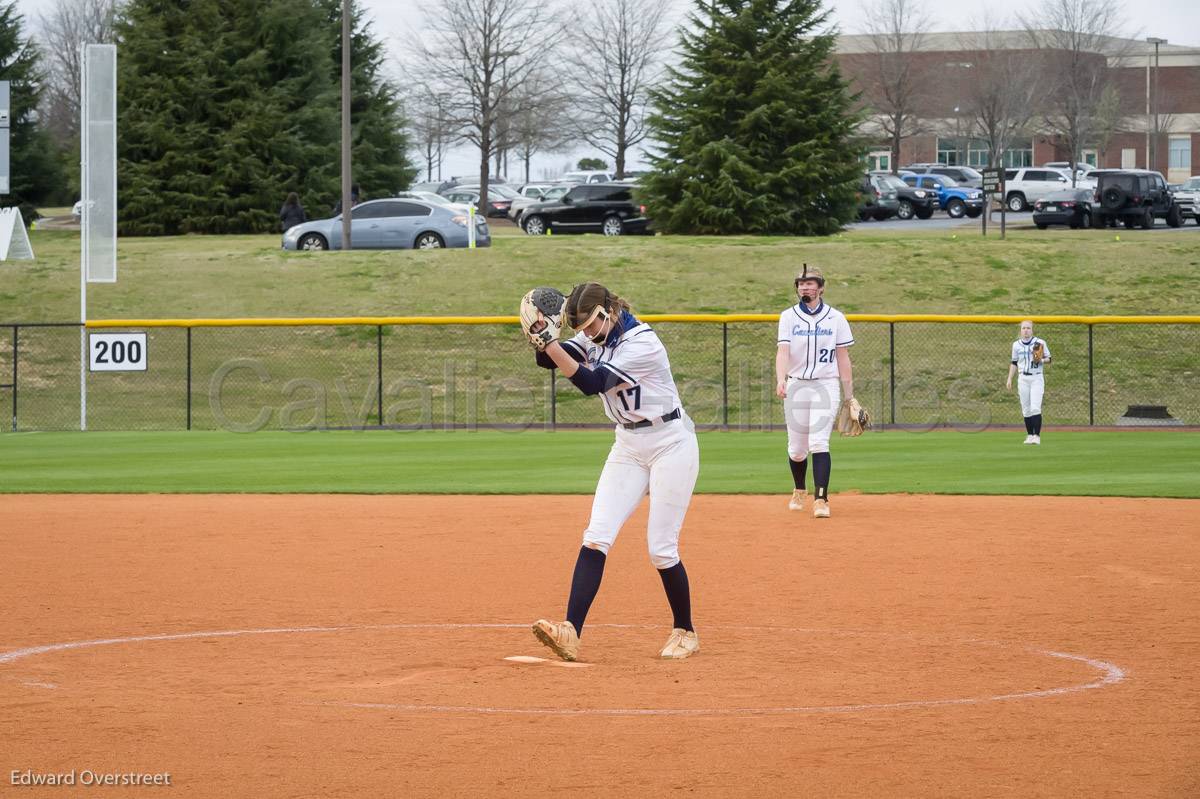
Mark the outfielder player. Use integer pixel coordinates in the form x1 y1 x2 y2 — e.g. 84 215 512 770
775 265 859 518
519 282 701 662
1006 320 1051 444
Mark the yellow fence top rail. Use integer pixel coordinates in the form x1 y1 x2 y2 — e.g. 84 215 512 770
84 314 1200 328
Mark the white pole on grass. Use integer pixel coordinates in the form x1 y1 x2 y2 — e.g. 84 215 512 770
79 43 118 431
79 43 88 431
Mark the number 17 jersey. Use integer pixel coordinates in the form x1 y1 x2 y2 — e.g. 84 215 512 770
564 320 682 426
777 302 855 380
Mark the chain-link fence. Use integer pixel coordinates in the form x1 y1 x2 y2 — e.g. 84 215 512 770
2 316 1197 432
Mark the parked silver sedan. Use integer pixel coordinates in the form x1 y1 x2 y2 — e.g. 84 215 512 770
281 198 490 250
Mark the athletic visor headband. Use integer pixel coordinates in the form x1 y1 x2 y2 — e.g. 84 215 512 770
569 284 615 342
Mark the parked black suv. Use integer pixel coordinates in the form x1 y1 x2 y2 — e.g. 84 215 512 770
1091 169 1183 229
520 183 651 236
868 172 936 220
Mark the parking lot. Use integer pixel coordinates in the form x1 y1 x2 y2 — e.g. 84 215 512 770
848 211 1200 233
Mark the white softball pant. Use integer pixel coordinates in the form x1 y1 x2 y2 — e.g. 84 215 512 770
784 377 841 460
1018 374 1044 416
582 413 700 570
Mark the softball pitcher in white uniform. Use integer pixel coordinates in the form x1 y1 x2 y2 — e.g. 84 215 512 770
521 282 700 662
775 265 856 518
1006 320 1051 444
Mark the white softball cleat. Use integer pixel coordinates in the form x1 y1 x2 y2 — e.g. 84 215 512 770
1023 435 1035 444
1031 435 1041 445
660 628 700 659
532 619 580 662
813 499 830 518
788 489 806 511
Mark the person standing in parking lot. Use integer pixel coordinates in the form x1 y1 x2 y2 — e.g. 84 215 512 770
331 184 361 215
279 192 306 232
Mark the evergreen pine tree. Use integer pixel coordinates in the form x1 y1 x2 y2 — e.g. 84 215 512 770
0 2 65 221
117 0 337 234
640 0 862 235
116 0 412 235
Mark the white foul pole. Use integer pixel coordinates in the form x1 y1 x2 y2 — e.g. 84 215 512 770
79 44 88 431
80 44 118 431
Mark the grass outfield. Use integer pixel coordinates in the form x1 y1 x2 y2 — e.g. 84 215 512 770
5 225 1200 430
1 429 1197 497
7 224 1200 321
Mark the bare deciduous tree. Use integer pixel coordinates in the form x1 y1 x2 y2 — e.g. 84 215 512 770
1090 82 1126 166
407 83 459 183
853 0 933 173
1020 0 1134 183
956 23 1042 170
416 0 564 206
506 71 572 183
37 0 118 144
562 0 670 179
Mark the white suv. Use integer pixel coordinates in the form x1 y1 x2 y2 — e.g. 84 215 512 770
560 170 614 184
1173 176 1200 224
1002 168 1085 211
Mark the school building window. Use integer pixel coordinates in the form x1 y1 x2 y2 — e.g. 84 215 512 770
1169 136 1191 170
864 151 891 172
936 137 1032 168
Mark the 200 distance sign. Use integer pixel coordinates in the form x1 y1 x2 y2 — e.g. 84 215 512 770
89 332 148 372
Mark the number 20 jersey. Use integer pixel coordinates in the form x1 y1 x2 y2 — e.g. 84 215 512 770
777 302 855 380
564 321 683 426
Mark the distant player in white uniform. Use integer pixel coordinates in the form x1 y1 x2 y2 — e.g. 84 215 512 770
775 264 856 518
1006 320 1051 444
524 282 700 662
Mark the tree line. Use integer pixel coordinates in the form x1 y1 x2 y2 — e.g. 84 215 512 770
2 0 1147 237
9 0 413 234
406 0 862 235
12 0 870 236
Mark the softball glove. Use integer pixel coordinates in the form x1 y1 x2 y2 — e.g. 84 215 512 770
519 287 567 350
836 397 870 437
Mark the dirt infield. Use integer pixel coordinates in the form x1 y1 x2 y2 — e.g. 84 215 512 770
1 494 1197 798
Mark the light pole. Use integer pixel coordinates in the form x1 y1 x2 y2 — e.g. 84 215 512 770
1146 37 1166 171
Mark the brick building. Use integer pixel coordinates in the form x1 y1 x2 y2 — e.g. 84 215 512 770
837 32 1200 183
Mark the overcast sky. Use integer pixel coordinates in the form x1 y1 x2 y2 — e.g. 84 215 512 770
12 0 1200 181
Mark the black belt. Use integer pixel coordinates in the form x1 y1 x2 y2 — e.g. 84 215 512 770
622 408 681 430
1022 372 1038 376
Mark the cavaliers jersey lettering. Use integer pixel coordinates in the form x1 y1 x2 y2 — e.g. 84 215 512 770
565 322 683 425
777 302 854 380
1011 337 1050 374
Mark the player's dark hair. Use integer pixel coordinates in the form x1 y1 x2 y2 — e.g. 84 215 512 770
566 282 631 328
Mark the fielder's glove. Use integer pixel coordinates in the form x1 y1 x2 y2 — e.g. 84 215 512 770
836 397 870 437
519 286 567 351
1032 342 1044 365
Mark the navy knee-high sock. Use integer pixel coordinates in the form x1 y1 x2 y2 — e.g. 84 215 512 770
812 451 831 500
1024 415 1034 435
1032 414 1043 435
566 546 606 636
657 561 693 632
788 457 808 490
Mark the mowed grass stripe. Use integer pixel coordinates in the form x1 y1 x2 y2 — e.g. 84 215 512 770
1 430 1197 497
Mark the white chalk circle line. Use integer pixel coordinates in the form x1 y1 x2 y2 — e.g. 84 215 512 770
0 623 1126 716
